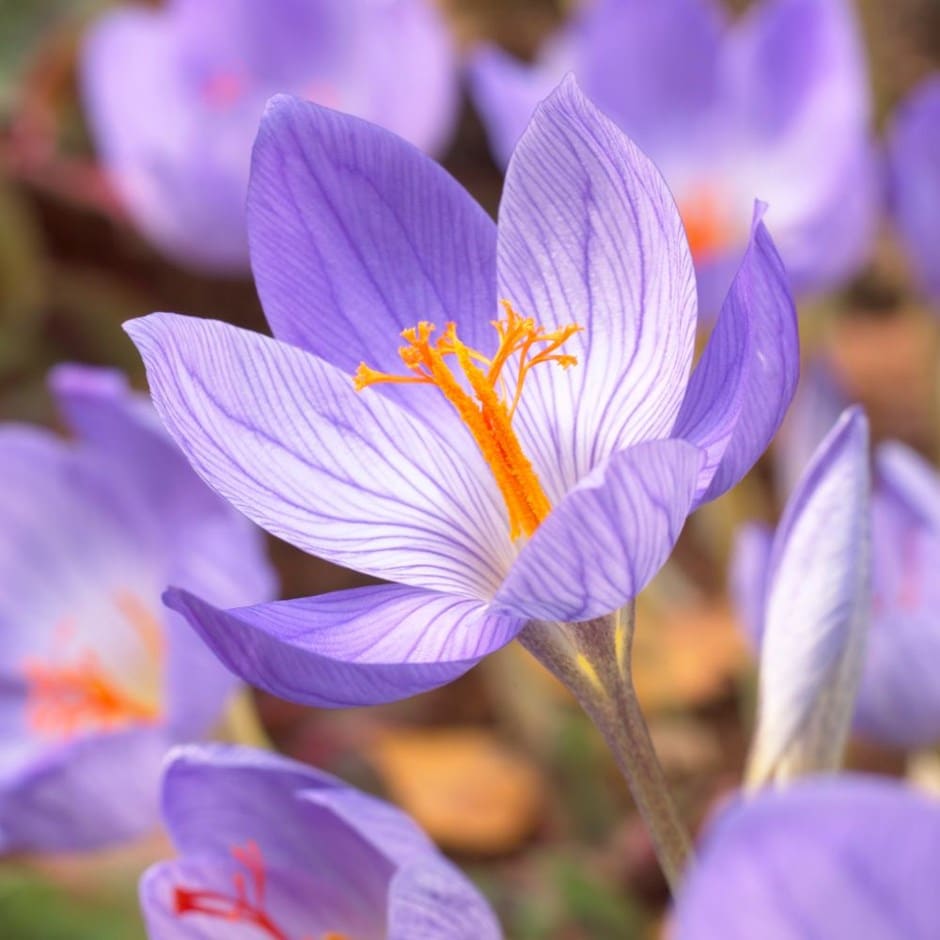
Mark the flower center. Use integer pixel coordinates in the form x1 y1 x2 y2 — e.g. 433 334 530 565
22 592 163 738
174 842 349 940
355 302 581 541
679 188 735 262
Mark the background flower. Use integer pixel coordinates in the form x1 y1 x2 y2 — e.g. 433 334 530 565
0 365 275 852
80 0 458 272
470 0 876 312
141 743 501 939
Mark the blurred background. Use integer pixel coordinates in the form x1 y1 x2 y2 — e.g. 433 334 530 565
1 0 939 937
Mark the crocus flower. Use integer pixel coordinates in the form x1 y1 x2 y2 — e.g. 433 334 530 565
125 77 797 711
737 366 940 750
81 0 458 273
740 407 870 787
887 76 940 303
0 366 274 852
673 775 940 938
470 0 876 312
141 744 501 939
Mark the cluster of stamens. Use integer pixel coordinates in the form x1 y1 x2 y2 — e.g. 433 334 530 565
173 841 348 940
354 301 581 541
23 592 163 738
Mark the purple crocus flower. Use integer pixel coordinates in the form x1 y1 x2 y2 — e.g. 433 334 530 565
736 365 940 750
125 77 797 710
141 743 501 939
81 0 458 273
673 775 940 938
741 407 870 786
471 0 876 312
0 366 275 852
887 76 940 302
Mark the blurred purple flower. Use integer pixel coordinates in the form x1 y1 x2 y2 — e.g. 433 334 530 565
887 76 940 303
736 364 940 750
81 0 458 273
140 744 501 939
0 366 275 853
125 78 797 710
471 0 876 312
673 775 940 938
742 407 870 786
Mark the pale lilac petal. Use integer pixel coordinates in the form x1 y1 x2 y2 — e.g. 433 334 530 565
747 407 870 787
888 77 940 300
165 584 524 707
674 776 940 939
876 441 940 531
126 314 511 598
674 206 798 504
728 521 774 650
247 93 496 424
495 440 704 622
0 728 168 852
388 860 502 940
498 77 698 501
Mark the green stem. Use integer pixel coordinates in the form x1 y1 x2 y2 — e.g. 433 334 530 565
518 604 693 893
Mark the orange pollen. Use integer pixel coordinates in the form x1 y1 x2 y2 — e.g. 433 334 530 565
354 301 582 540
23 593 164 739
174 842 337 940
679 188 734 261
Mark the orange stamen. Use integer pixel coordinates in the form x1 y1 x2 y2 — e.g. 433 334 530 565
679 188 734 261
23 593 163 738
174 842 339 940
354 301 581 541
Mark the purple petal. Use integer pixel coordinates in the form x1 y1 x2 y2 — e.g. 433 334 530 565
165 584 524 707
388 860 502 940
494 440 704 622
0 728 168 852
125 313 512 598
876 441 940 531
748 407 870 786
498 76 698 502
887 77 940 301
674 776 940 939
247 93 495 425
674 206 798 504
728 521 774 650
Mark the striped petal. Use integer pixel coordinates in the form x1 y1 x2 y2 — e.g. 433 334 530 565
165 584 524 708
747 407 870 787
126 313 511 598
674 205 798 504
494 439 704 622
497 76 698 502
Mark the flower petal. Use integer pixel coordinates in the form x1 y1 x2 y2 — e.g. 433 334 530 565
126 313 511 598
247 94 496 404
887 77 940 301
747 407 870 787
498 77 698 501
674 776 940 939
0 728 168 852
165 584 525 707
494 439 704 622
388 859 502 940
673 206 798 504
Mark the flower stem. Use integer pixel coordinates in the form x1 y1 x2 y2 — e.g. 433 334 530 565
518 604 693 893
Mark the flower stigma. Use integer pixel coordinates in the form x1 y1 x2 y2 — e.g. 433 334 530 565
22 592 163 738
355 301 582 541
173 841 346 940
